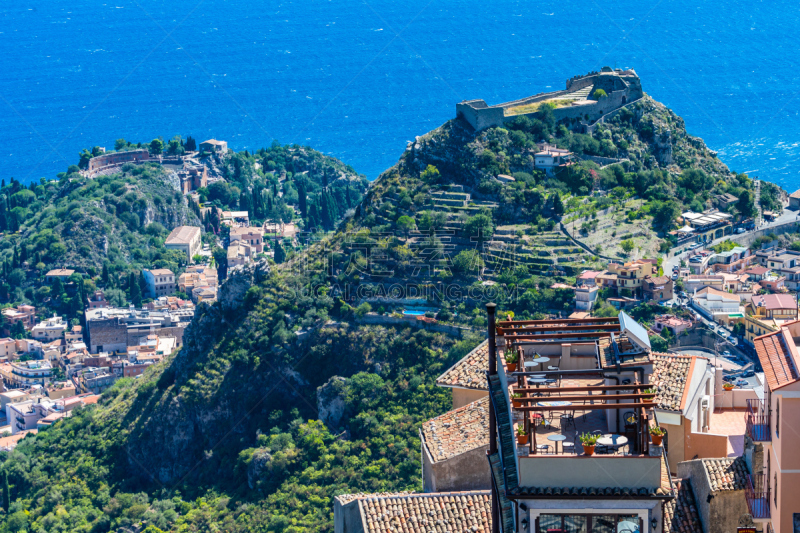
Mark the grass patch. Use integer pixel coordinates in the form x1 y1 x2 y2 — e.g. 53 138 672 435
505 98 575 116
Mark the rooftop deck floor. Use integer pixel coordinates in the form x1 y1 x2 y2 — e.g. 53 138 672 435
709 408 747 457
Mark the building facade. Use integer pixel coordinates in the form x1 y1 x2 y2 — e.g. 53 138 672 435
142 268 176 299
164 226 202 263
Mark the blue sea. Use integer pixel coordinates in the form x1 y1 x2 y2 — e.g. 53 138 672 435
2 0 800 188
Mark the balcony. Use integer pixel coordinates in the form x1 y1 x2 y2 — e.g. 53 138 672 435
745 474 770 519
746 399 771 441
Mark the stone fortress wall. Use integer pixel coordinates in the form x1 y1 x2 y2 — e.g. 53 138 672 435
456 68 644 131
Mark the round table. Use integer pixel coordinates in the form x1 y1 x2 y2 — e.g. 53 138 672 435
531 356 550 371
597 434 628 450
523 361 539 369
546 434 567 454
527 378 548 387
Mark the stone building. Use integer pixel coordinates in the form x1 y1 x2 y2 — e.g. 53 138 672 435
199 139 228 153
456 68 643 131
85 307 193 354
674 457 750 533
177 165 207 194
420 397 490 493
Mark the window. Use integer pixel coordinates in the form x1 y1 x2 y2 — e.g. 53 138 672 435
776 399 780 438
774 473 778 507
537 515 640 533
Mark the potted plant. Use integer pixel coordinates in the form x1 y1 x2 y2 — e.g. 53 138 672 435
505 351 519 372
511 392 523 408
641 388 656 404
516 426 528 446
579 433 599 456
723 382 734 391
649 426 666 446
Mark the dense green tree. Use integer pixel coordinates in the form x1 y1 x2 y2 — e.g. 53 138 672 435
150 138 164 155
273 240 286 264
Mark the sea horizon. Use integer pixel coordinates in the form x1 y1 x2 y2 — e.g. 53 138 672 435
3 0 800 190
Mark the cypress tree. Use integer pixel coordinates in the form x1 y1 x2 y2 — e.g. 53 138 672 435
273 240 286 264
3 470 10 515
297 179 308 219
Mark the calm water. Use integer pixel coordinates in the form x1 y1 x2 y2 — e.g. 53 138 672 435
2 0 800 188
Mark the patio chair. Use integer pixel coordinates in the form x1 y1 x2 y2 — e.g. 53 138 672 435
594 445 611 455
561 433 577 454
536 444 553 455
560 413 575 430
591 430 603 436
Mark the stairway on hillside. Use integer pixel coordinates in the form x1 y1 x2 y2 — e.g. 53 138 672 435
569 85 595 100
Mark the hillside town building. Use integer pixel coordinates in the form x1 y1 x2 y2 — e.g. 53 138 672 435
85 306 193 354
164 226 202 262
142 268 176 299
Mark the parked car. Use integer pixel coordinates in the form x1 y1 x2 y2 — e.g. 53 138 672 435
671 274 678 281
743 370 755 378
735 228 746 234
722 351 731 357
723 376 735 382
728 335 737 343
736 379 749 387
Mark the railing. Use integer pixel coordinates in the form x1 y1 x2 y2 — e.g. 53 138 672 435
746 399 771 441
745 474 770 519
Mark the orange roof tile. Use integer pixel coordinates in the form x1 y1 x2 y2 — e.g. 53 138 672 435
436 340 489 391
421 397 488 463
754 329 799 391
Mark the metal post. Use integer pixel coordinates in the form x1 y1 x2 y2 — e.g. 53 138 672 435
486 302 500 533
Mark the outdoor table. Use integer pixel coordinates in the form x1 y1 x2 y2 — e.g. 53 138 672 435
617 521 639 532
597 434 628 452
537 401 572 407
527 378 548 387
531 356 550 371
547 434 567 454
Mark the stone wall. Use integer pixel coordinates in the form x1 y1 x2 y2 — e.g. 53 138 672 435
456 70 642 131
421 434 490 493
86 317 128 353
356 313 473 338
676 459 749 533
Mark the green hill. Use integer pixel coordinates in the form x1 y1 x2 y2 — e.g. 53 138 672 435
0 97 774 533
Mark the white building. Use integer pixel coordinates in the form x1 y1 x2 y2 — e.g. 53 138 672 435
533 145 572 177
690 287 742 319
142 268 176 299
31 316 67 341
574 285 599 311
9 360 52 387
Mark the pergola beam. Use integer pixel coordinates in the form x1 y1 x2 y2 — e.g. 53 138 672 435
513 393 654 403
516 402 654 411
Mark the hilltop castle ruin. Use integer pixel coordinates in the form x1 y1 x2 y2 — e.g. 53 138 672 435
456 67 643 131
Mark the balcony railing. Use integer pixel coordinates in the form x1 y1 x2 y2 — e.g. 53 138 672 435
745 474 770 519
746 399 771 441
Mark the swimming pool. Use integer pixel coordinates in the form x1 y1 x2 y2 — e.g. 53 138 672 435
402 310 426 316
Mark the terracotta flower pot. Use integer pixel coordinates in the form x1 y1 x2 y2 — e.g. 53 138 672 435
651 434 664 446
512 399 522 408
507 363 517 372
582 444 595 456
517 434 529 445
642 398 654 404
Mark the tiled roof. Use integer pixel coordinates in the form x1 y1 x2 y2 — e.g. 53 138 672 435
335 492 412 506
754 329 799 391
695 287 739 301
357 491 491 533
644 275 671 286
436 340 489 391
421 397 488 463
165 226 201 245
651 354 695 412
663 479 702 533
790 189 800 199
702 457 748 492
746 266 769 275
752 293 797 310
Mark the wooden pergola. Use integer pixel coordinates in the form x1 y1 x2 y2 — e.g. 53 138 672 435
511 383 655 455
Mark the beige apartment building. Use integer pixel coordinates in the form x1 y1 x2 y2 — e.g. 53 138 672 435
230 226 265 253
164 226 202 263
